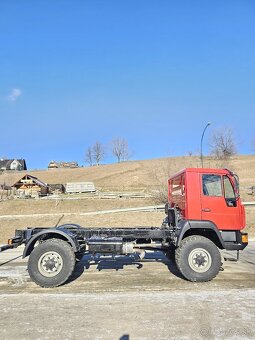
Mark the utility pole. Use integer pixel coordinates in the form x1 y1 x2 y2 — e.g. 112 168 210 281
200 122 211 168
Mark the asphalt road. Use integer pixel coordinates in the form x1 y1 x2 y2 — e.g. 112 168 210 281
0 242 255 339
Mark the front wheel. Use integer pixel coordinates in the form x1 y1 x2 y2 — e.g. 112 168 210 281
175 235 221 282
28 238 76 288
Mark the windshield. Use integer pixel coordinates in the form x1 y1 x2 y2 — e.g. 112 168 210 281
224 176 236 199
233 174 240 198
224 169 240 199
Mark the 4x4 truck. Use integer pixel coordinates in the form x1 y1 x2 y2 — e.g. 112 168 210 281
0 168 248 287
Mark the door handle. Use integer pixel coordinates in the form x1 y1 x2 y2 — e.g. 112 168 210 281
202 208 211 212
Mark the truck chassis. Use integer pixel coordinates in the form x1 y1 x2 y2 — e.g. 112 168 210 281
0 219 248 288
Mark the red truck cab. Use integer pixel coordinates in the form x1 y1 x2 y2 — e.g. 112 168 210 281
166 168 248 251
168 168 245 230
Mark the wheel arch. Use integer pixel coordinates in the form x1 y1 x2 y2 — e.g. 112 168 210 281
23 229 80 258
176 220 225 249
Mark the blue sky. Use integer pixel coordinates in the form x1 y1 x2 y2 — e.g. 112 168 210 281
0 0 254 169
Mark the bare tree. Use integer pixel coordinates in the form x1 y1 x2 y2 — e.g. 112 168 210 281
92 141 105 165
151 159 173 204
85 147 93 166
210 128 237 160
112 138 130 163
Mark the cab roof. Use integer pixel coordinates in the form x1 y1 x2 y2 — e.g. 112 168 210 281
169 168 233 179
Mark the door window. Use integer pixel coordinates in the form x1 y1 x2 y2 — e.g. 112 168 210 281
202 175 222 197
223 176 237 207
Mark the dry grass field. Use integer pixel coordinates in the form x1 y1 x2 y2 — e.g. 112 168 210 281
0 155 254 243
1 154 255 194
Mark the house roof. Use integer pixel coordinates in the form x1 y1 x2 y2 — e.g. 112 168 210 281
0 159 27 170
13 174 48 188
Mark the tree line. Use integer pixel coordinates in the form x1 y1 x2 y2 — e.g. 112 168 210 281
84 129 255 166
85 138 131 166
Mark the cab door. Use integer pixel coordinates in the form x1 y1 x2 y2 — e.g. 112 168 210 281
200 174 240 230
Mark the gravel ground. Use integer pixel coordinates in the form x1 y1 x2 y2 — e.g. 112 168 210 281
0 241 254 339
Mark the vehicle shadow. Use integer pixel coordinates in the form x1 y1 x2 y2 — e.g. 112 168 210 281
67 250 183 284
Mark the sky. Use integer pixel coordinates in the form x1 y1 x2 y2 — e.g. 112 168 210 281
0 0 255 169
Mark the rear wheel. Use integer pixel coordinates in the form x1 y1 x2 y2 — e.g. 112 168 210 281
175 235 221 282
28 238 76 288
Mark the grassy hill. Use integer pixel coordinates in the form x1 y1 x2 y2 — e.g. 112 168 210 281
2 155 255 196
0 155 254 243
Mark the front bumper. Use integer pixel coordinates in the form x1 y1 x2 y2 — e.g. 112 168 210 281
224 232 248 251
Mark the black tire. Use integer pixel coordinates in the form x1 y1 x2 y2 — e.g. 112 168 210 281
175 235 221 282
28 238 76 288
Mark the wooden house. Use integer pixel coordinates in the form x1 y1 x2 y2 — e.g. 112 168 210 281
13 175 48 198
48 161 59 169
48 161 79 169
0 159 27 171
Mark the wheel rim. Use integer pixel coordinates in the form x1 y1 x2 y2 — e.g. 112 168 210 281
188 248 212 273
38 251 63 277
